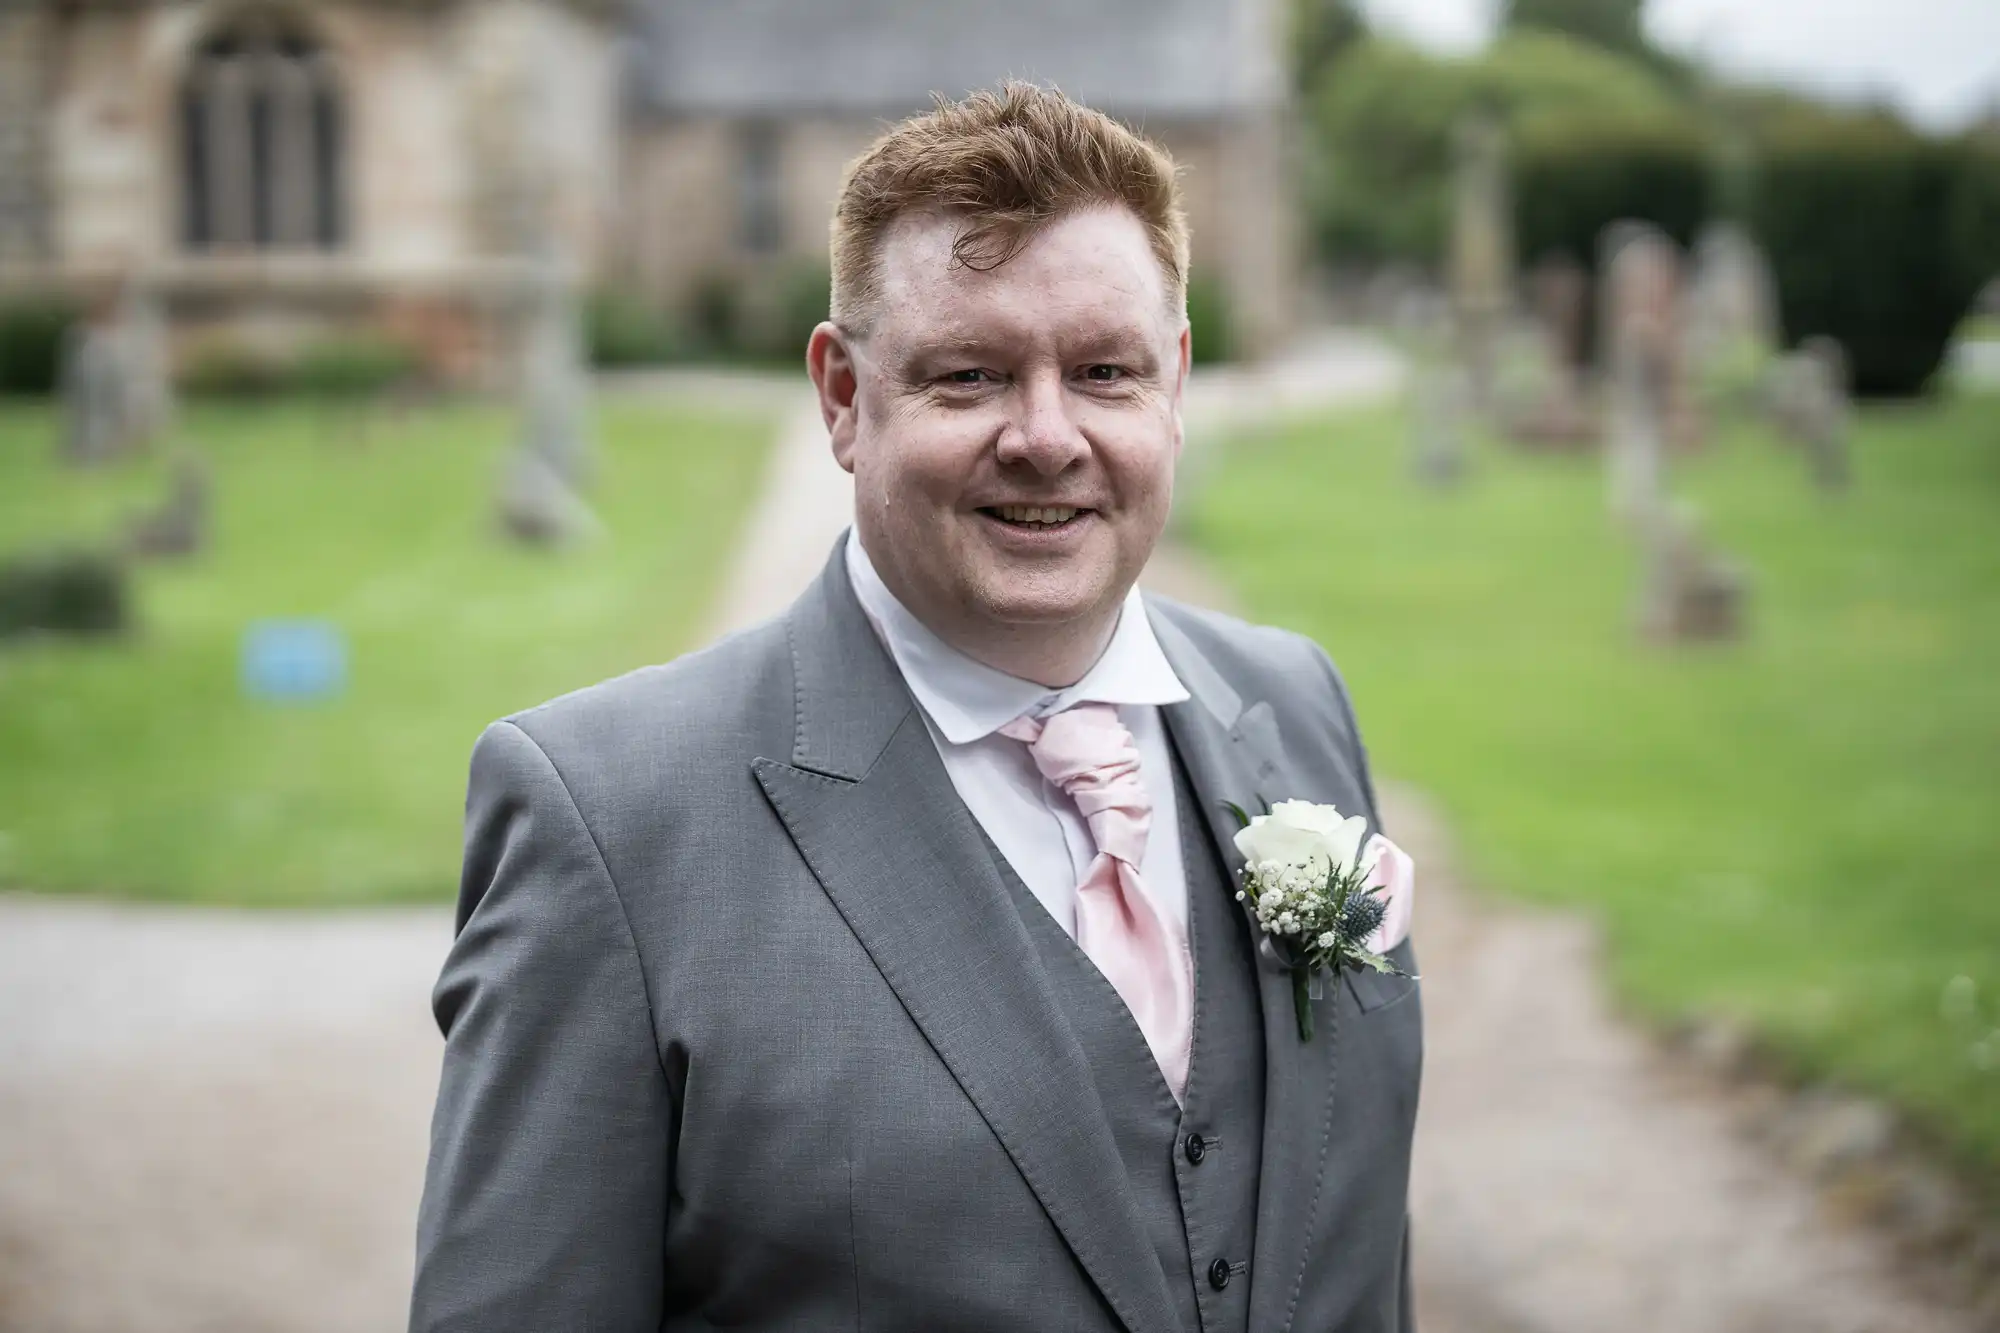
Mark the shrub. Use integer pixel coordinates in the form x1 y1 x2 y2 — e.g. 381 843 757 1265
586 289 681 367
179 332 420 398
0 549 128 641
1747 113 1996 396
1187 275 1236 365
291 335 421 396
0 297 75 396
177 338 286 398
659 263 831 365
1946 136 2000 302
771 261 831 362
1511 112 1712 268
687 273 742 355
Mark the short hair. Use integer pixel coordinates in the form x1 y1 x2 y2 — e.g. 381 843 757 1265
829 82 1189 332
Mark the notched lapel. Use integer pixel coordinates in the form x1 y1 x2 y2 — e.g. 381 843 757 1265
752 549 1184 1333
1150 605 1345 1333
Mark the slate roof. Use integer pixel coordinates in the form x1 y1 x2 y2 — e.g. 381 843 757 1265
624 0 1284 121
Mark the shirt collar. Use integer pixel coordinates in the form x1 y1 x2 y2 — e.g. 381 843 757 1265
845 528 1189 746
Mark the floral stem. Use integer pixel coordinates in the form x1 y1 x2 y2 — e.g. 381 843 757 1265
1293 968 1314 1042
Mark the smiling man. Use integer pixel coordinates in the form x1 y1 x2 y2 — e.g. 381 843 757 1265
412 85 1422 1333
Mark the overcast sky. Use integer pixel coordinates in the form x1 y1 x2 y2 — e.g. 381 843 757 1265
1360 0 2000 130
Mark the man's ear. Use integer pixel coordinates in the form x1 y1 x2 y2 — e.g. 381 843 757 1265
807 321 861 473
1171 320 1193 457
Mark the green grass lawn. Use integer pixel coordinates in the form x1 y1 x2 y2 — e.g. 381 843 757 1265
1187 391 2000 1179
0 393 772 905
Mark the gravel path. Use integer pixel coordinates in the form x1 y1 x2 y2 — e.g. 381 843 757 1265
0 335 1974 1332
1387 790 1971 1333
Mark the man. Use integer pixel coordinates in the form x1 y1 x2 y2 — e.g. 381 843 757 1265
412 84 1421 1332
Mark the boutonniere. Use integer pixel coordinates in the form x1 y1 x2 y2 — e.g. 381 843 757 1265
1225 798 1415 1041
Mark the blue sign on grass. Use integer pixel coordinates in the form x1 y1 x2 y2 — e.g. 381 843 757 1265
241 620 348 703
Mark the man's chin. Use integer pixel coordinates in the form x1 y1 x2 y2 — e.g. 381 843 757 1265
965 571 1129 631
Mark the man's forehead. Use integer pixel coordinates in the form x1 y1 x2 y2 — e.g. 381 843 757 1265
871 205 1170 335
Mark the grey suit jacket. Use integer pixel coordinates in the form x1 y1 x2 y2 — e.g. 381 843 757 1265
411 543 1423 1332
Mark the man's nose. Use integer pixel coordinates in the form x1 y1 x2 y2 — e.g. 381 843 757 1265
994 372 1089 475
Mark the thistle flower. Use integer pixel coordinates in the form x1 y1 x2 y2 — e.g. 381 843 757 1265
1338 891 1387 944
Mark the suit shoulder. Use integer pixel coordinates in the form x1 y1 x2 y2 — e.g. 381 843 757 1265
496 615 792 768
1145 593 1338 689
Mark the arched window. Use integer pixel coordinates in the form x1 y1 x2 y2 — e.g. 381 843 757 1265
179 10 344 251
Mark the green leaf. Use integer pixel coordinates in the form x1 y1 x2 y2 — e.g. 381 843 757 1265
1344 947 1406 977
1222 799 1252 830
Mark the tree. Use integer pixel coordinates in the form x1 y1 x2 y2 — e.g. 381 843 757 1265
1502 0 1648 63
1305 32 1682 265
1290 0 1368 96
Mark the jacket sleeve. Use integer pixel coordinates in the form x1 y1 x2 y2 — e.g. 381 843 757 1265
410 720 672 1332
1398 1213 1417 1333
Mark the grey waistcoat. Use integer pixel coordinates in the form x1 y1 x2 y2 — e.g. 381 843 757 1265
986 743 1267 1333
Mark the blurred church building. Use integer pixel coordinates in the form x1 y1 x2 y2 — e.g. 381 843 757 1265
0 0 1296 380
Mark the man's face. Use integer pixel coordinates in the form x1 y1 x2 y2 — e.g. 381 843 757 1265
814 206 1190 657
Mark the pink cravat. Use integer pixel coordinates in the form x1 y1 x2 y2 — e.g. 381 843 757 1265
1001 704 1194 1100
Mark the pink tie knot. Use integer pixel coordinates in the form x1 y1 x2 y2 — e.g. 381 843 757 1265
999 703 1150 868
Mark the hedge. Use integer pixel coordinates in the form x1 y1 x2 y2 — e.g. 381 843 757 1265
1747 114 1999 397
0 297 74 396
1511 112 1711 274
178 332 421 398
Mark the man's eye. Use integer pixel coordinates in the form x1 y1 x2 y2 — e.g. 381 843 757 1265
941 369 991 386
1082 364 1126 382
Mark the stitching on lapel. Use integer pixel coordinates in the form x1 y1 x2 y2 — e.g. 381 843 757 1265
788 612 807 769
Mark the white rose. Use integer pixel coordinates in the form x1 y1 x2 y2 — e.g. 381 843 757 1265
1233 799 1370 877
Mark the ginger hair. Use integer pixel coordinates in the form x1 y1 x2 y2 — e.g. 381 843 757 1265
828 82 1189 332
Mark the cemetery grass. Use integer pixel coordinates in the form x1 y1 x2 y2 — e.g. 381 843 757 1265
1186 392 2000 1179
0 395 773 905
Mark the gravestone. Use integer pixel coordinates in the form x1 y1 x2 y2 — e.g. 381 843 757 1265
124 450 212 559
1599 224 1676 527
0 549 127 640
1449 112 1512 416
1685 222 1778 404
1768 335 1851 492
115 278 173 450
497 267 598 546
59 306 128 466
1504 252 1595 447
1410 360 1470 488
499 448 601 546
1599 224 1709 518
1636 502 1746 643
1396 286 1471 487
1603 225 1749 642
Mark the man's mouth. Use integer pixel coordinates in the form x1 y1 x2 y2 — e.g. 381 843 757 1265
981 504 1091 529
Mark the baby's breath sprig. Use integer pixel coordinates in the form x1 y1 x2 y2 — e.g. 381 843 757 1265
1225 799 1406 1041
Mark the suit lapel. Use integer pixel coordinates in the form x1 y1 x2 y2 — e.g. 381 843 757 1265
753 549 1183 1333
1149 604 1344 1333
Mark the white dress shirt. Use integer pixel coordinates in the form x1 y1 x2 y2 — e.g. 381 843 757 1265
845 531 1193 939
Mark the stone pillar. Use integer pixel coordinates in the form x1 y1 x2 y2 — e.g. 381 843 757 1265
1449 112 1513 415
116 275 172 449
1600 224 1677 529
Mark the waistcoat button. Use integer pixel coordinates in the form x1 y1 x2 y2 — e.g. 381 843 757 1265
1184 1132 1207 1164
1208 1257 1231 1291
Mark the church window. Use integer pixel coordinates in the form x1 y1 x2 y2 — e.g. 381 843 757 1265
179 11 344 252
